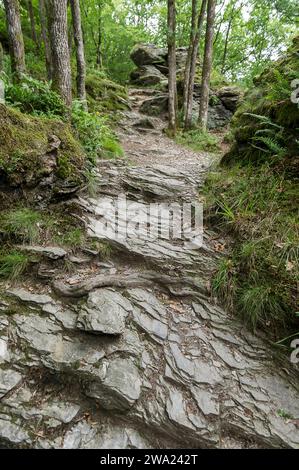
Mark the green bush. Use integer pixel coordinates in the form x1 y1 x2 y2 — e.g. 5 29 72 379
71 101 123 163
5 75 67 118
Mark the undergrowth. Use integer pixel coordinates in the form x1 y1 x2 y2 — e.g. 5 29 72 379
0 208 53 245
3 75 124 165
176 128 220 153
0 251 30 280
204 162 299 339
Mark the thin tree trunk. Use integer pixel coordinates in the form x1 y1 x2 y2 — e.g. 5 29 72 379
3 0 26 81
47 0 72 107
68 1 73 59
96 1 103 68
198 0 216 130
0 41 4 72
68 23 73 59
70 0 87 108
27 0 38 45
184 0 207 130
182 0 198 118
221 1 238 73
213 0 226 46
38 0 52 80
167 0 177 135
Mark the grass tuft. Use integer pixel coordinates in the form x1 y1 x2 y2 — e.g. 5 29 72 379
204 162 298 337
1 209 42 244
176 129 220 153
0 251 29 279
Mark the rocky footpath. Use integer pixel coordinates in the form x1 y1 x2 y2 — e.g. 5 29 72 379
0 89 298 449
130 43 243 129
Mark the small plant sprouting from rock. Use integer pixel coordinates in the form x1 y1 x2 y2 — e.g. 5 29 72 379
277 409 294 420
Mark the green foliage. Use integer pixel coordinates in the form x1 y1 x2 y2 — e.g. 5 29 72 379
277 409 294 420
176 129 220 153
98 241 113 259
0 251 29 280
71 101 123 163
0 103 86 189
1 208 43 244
204 161 299 336
85 72 129 113
5 75 67 118
59 228 86 248
225 37 299 165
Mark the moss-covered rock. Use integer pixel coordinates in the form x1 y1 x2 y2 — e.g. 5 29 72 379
0 104 86 194
224 36 299 166
85 73 129 113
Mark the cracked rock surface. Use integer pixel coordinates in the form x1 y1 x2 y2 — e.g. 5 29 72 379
0 88 298 449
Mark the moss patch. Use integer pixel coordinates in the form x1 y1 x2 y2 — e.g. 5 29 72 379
86 72 129 113
0 104 86 187
224 36 299 166
204 37 299 342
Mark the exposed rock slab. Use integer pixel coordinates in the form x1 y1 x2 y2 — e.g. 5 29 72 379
0 88 298 450
17 245 67 260
76 288 132 335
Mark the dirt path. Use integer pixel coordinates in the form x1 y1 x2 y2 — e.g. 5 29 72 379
0 88 298 449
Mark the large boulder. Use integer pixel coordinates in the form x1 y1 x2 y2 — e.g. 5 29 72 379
139 94 169 116
130 65 166 86
217 86 244 112
0 103 86 207
130 44 167 67
223 35 299 165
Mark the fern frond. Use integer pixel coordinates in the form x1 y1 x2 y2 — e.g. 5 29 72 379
244 113 284 130
251 136 287 157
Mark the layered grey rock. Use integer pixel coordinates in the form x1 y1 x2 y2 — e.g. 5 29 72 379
77 288 131 335
17 245 67 260
130 65 166 86
131 44 167 67
217 86 244 112
0 88 298 451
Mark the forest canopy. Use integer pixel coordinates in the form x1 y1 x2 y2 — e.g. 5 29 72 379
0 0 297 84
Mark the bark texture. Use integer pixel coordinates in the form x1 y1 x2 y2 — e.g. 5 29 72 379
184 0 207 130
167 0 177 135
70 0 87 107
27 0 38 45
182 0 198 119
47 0 72 107
0 41 4 72
3 0 26 81
198 0 216 129
38 0 52 80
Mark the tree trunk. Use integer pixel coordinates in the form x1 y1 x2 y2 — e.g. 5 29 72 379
221 1 237 74
3 0 26 81
182 0 198 119
96 0 103 68
213 0 226 46
70 0 87 108
47 0 72 107
27 0 38 45
38 0 52 80
0 41 4 72
167 0 177 135
184 0 207 130
198 0 216 130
